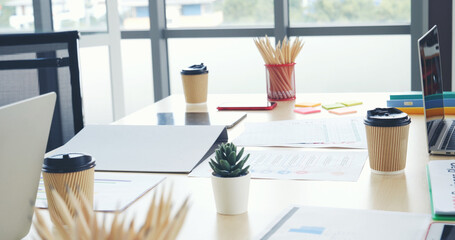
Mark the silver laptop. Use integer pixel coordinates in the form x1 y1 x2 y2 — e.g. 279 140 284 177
0 93 56 239
419 25 455 155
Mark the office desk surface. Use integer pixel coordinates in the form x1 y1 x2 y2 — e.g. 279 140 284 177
35 93 449 239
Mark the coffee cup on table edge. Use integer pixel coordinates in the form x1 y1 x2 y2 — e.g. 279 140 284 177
364 108 411 174
181 63 209 104
42 153 95 224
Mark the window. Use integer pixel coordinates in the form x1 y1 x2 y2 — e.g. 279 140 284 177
0 0 34 32
181 4 201 16
289 0 411 26
121 39 154 115
136 6 149 17
292 35 410 93
168 38 265 95
24 0 419 122
51 0 107 32
168 35 411 96
165 0 274 28
118 0 149 30
79 46 113 123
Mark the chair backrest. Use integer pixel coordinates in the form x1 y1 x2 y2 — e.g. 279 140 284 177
0 31 83 151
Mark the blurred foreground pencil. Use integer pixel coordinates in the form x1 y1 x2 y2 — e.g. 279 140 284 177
33 185 190 240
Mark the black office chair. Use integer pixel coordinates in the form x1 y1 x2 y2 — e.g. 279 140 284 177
0 31 84 152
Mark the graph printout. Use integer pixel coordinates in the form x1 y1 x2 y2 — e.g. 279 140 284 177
190 150 368 182
36 172 165 212
259 205 431 240
233 117 367 148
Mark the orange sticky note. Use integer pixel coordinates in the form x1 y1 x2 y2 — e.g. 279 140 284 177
295 102 321 108
329 108 357 115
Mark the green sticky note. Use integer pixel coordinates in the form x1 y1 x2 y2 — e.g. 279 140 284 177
322 103 345 110
340 100 363 107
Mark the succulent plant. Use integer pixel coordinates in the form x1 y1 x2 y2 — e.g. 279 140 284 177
209 142 250 177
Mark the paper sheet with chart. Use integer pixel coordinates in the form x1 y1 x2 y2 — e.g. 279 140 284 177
36 172 165 212
189 150 368 181
259 205 431 240
233 117 367 148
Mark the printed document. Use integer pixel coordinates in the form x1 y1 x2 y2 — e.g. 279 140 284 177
233 117 366 148
259 205 431 240
189 150 368 181
428 160 455 216
36 172 165 212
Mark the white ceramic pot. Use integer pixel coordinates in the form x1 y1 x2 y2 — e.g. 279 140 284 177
211 172 251 215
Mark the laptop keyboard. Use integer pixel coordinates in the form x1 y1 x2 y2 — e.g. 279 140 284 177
429 121 444 147
442 121 455 150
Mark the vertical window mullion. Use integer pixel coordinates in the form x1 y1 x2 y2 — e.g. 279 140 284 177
274 0 289 43
106 0 126 120
410 0 428 91
33 0 53 32
150 0 170 102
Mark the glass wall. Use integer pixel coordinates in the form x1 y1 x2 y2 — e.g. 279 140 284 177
164 0 412 97
79 46 113 123
3 0 416 122
0 0 34 32
51 0 107 32
118 0 150 30
289 0 411 26
168 35 410 95
165 0 274 28
292 35 410 93
121 39 154 115
168 38 265 95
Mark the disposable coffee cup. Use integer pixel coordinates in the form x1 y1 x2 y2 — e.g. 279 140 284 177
42 153 95 223
181 63 209 104
364 108 411 174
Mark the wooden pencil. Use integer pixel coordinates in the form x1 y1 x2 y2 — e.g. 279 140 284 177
33 185 189 240
254 36 304 100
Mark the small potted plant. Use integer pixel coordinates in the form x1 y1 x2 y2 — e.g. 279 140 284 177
209 142 251 215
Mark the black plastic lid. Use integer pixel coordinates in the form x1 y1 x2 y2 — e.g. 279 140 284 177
364 108 411 127
181 63 208 75
43 153 95 173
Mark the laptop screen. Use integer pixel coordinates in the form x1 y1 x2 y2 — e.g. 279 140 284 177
419 25 445 122
419 25 447 150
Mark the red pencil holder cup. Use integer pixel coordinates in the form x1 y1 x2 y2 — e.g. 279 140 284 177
265 63 296 101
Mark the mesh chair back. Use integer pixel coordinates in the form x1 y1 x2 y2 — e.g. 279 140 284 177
0 31 83 151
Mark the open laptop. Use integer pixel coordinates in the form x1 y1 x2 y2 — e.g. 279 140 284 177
0 93 56 239
419 25 455 155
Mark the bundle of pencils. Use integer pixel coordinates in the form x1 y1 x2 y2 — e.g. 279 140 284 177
33 186 190 240
254 36 304 100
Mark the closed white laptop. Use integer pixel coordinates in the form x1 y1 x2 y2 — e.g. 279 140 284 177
0 93 56 239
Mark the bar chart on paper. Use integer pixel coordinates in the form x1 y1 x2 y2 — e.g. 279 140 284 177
190 150 368 181
233 117 367 148
259 206 431 240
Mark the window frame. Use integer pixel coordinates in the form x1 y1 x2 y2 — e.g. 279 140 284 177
33 0 428 119
121 0 426 101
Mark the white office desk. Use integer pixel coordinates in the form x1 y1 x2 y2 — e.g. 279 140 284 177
34 93 445 239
